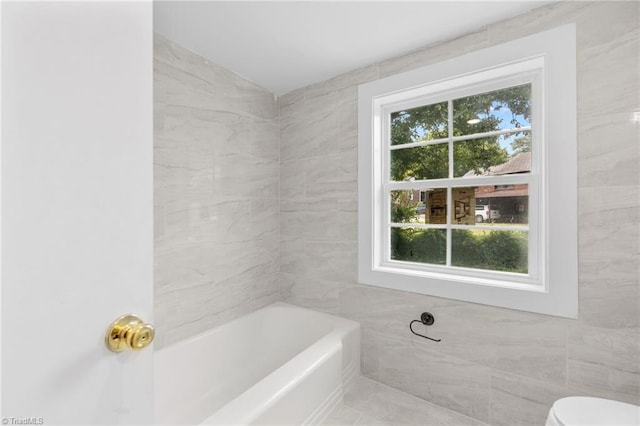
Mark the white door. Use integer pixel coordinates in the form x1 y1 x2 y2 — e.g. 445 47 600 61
1 2 153 424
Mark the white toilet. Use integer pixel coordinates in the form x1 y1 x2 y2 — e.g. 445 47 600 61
546 397 640 426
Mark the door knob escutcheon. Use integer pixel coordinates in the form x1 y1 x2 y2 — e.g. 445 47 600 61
105 314 154 352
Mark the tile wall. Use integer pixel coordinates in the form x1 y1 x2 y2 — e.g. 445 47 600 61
278 2 639 425
153 35 281 348
152 2 639 424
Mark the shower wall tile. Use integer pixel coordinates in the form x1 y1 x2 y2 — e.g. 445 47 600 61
578 112 638 166
488 313 568 386
156 277 252 344
339 283 567 385
280 110 338 162
336 100 359 154
378 335 492 423
567 323 640 405
486 1 591 45
154 61 220 112
279 2 640 425
489 371 570 426
280 159 306 199
153 34 217 84
338 284 444 339
306 151 357 201
251 273 281 311
360 328 380 381
154 35 281 348
212 64 277 120
567 360 640 406
578 185 640 330
251 118 280 161
568 324 640 375
286 276 339 315
303 64 377 101
155 243 217 295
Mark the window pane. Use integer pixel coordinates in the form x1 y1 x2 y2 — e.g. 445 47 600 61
450 187 476 225
390 189 448 225
389 189 424 223
390 102 448 146
454 132 530 177
474 184 529 225
452 229 528 273
450 184 529 225
390 144 448 181
390 190 421 224
391 227 446 265
453 84 531 137
424 188 447 224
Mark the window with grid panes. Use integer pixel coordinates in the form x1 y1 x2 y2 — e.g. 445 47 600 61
358 25 578 318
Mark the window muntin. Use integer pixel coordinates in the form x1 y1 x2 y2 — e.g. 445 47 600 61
382 81 537 282
388 183 530 272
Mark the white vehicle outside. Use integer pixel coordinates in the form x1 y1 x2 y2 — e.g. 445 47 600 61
475 205 500 223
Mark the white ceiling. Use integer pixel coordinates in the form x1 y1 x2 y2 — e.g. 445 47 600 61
154 1 552 95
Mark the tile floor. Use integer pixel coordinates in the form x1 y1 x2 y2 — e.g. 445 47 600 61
323 376 489 426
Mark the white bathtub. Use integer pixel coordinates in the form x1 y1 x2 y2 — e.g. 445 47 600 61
154 302 361 425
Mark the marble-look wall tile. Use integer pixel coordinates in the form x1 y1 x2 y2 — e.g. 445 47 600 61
568 324 640 376
251 273 280 311
280 110 338 162
486 2 591 45
156 277 252 344
578 111 638 164
303 65 378 101
280 159 306 199
360 329 380 382
488 313 568 386
278 87 304 110
154 36 276 121
306 151 357 201
154 60 223 113
338 284 446 339
251 118 280 161
567 359 640 406
567 323 640 405
340 283 567 387
155 243 217 295
490 371 570 426
154 35 281 348
213 64 277 120
378 335 492 423
286 276 339 315
153 34 217 84
279 2 639 425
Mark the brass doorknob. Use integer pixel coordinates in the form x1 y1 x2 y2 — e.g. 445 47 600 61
105 314 155 352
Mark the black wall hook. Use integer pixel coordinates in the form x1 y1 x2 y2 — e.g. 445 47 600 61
409 312 441 342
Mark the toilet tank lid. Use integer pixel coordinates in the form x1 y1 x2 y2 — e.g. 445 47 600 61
553 397 639 425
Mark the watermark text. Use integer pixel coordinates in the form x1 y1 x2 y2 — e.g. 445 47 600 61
2 417 45 425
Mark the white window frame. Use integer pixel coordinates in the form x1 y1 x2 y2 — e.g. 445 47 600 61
381 71 540 287
358 24 577 318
